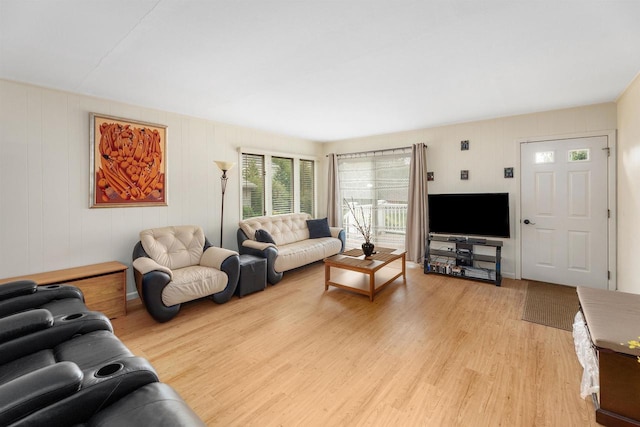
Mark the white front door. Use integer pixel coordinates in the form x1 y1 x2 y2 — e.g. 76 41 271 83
520 136 609 289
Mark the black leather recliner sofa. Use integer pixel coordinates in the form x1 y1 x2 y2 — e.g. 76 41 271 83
0 279 205 426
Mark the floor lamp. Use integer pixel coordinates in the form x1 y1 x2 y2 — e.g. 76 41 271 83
214 160 235 247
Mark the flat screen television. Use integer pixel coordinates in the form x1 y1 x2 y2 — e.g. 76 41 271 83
428 193 510 238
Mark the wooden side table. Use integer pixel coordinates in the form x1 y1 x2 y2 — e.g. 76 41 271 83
0 261 128 319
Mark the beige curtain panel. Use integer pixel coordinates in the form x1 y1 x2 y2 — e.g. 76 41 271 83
326 153 342 227
406 143 428 263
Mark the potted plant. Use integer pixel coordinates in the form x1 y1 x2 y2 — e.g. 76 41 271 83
344 198 375 257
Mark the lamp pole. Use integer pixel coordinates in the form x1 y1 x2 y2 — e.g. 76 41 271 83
214 161 235 247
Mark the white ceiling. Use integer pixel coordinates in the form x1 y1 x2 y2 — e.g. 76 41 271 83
2 1 639 142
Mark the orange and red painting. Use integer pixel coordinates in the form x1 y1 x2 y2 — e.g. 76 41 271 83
90 114 167 207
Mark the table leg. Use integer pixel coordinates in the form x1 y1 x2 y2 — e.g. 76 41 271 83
325 263 330 291
402 253 406 282
369 272 375 301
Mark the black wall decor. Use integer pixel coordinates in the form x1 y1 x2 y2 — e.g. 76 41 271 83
461 170 469 180
461 140 470 150
504 167 514 178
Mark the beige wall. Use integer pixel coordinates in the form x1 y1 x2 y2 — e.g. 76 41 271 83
321 103 618 280
0 76 630 295
616 72 640 294
0 79 319 297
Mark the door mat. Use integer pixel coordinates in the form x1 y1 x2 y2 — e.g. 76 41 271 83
522 281 580 331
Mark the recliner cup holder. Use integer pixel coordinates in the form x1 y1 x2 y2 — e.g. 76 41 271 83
95 363 124 378
62 313 85 321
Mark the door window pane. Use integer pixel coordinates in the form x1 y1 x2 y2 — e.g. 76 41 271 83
535 151 555 164
568 149 590 162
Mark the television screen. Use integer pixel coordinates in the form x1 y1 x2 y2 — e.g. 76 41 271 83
428 193 510 238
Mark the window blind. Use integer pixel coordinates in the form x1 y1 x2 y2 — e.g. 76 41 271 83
241 153 265 219
339 153 410 249
300 159 314 215
271 156 293 215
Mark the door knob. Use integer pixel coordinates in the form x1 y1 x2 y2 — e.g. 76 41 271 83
523 219 536 225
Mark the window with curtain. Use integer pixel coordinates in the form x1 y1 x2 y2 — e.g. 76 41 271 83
241 150 316 219
300 159 314 215
339 152 411 249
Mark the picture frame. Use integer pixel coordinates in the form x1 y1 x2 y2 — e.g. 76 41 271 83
90 113 167 208
504 167 514 178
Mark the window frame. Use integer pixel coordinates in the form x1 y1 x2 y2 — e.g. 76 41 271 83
239 147 317 219
337 151 411 250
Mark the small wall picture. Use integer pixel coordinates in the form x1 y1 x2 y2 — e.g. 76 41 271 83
461 140 470 151
461 170 469 180
427 171 434 181
504 167 514 178
90 113 168 208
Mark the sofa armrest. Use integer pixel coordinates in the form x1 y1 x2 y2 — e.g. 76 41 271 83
0 284 85 319
0 309 54 344
86 383 206 427
132 242 178 323
200 247 239 270
0 279 38 300
237 228 282 284
0 361 83 426
132 257 173 279
329 227 342 238
242 240 276 251
0 311 114 365
211 252 240 304
330 227 346 253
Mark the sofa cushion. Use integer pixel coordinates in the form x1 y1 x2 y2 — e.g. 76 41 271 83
140 226 205 270
239 213 312 246
255 229 276 244
162 266 228 306
307 218 331 239
274 237 343 272
55 330 133 371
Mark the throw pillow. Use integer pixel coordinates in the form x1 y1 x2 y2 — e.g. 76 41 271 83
307 218 331 239
255 229 276 244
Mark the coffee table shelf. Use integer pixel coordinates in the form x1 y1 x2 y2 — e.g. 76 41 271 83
324 248 406 301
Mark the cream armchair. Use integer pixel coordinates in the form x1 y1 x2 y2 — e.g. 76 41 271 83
132 225 239 322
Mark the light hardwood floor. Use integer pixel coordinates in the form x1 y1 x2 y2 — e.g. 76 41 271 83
113 261 598 427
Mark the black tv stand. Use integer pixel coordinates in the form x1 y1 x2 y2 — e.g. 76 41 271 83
424 234 503 286
467 237 487 244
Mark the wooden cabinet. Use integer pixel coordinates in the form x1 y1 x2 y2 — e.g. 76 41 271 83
0 261 128 319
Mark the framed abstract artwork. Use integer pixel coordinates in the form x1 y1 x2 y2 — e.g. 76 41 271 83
90 113 167 208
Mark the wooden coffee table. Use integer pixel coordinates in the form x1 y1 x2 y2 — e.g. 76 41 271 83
324 247 406 301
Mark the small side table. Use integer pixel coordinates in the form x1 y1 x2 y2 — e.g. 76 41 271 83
236 255 267 297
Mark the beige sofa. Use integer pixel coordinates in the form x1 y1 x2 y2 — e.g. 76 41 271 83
237 213 345 284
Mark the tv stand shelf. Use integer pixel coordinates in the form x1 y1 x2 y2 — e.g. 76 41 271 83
424 234 503 286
